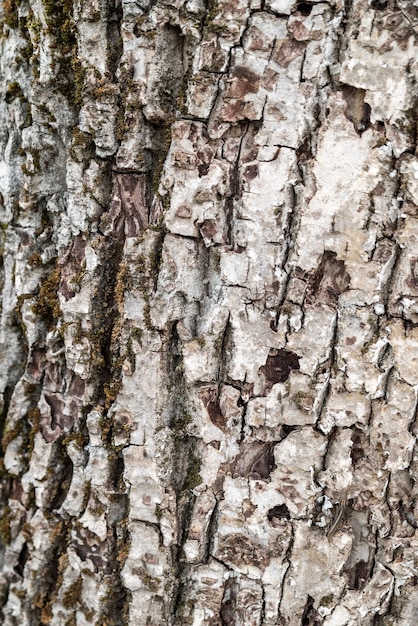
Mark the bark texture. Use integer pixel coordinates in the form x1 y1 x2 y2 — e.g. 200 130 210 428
1 0 418 624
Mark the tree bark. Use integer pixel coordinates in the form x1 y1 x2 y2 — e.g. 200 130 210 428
1 0 418 624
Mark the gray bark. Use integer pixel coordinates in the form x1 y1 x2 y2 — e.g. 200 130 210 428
1 0 418 624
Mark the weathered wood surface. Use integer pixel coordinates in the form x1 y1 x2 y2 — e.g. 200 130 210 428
0 0 418 624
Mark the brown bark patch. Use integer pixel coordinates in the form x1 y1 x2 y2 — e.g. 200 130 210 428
351 427 366 467
176 205 192 218
230 66 260 97
116 173 148 236
342 510 375 590
259 348 300 390
307 251 351 306
44 393 79 432
220 578 239 625
100 173 149 237
341 85 371 135
301 595 321 626
262 67 280 90
243 164 258 181
74 526 107 570
406 258 418 290
27 349 45 381
297 3 313 16
288 19 322 42
199 219 218 243
267 504 290 525
272 39 306 67
200 386 226 431
345 559 371 591
216 533 271 567
68 374 86 398
232 442 276 480
197 146 214 177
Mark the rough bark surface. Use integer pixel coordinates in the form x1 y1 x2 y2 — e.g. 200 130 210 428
1 0 418 624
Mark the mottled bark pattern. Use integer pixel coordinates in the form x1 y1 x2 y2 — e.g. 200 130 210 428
0 0 418 624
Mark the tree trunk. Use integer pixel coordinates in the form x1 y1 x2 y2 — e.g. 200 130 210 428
1 0 418 624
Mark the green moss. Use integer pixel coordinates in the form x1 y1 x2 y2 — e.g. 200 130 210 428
103 379 123 410
62 577 82 609
32 265 61 326
114 262 130 303
195 336 205 348
21 163 35 177
41 0 85 109
134 566 161 592
125 338 136 373
36 103 55 121
69 128 93 162
173 597 194 626
27 406 41 451
2 418 24 449
89 494 106 516
12 294 30 340
131 327 143 347
143 300 153 331
211 247 221 272
177 68 192 115
152 122 172 194
148 227 166 290
280 303 293 316
182 451 202 492
2 0 20 29
98 414 112 442
171 410 192 435
293 391 308 410
26 14 41 43
134 254 155 331
115 108 126 143
63 431 87 448
204 0 222 33
81 606 95 622
70 54 87 109
319 595 334 607
81 481 91 513
20 39 34 65
395 107 417 136
134 15 147 31
374 136 387 148
130 234 166 332
19 13 40 76
42 0 73 42
30 148 41 170
0 505 12 544
5 81 23 103
170 369 193 436
28 251 43 267
1 394 41 463
5 81 31 132
155 503 163 521
21 148 43 179
69 262 86 289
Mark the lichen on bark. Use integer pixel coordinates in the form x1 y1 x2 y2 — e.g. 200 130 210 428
1 0 418 624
